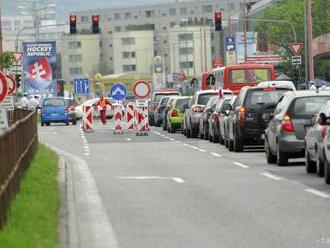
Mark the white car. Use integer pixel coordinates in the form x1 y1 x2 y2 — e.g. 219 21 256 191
75 98 114 120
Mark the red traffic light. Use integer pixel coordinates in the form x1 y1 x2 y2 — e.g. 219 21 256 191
70 15 76 22
214 12 221 20
92 15 99 22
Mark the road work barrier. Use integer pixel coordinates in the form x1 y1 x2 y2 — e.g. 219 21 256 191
82 105 93 131
135 100 149 136
126 102 135 131
0 109 38 229
114 104 124 134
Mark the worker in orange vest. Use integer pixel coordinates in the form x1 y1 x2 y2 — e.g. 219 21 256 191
93 95 112 125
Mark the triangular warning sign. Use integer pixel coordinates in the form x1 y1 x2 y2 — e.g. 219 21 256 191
289 43 304 56
11 52 23 66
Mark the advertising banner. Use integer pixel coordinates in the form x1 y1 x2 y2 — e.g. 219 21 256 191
235 32 257 63
23 41 57 96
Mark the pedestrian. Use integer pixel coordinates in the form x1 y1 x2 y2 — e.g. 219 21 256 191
309 81 316 90
28 95 39 110
93 95 112 125
19 93 29 108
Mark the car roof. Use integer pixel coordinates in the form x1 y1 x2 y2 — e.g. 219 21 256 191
257 81 296 90
196 89 218 95
289 90 330 97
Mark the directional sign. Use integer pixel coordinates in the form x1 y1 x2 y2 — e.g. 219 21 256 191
0 72 8 103
226 36 235 51
292 55 302 65
133 80 150 99
289 43 303 56
110 83 127 101
74 78 89 95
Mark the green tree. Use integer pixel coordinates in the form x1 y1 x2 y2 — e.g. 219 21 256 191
0 52 15 70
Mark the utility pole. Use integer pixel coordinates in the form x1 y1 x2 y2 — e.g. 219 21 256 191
306 0 314 81
0 0 3 53
242 0 248 63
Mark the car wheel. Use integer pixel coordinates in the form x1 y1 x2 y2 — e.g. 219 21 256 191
265 138 276 164
233 131 243 152
199 124 204 139
317 153 325 177
46 122 50 126
186 125 191 138
213 128 219 143
209 132 213 142
219 130 224 145
170 124 175 133
204 125 208 140
325 160 330 184
277 142 288 166
66 121 69 126
305 147 316 173
41 122 45 127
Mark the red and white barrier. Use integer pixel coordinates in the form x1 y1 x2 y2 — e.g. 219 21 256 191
113 104 124 134
126 102 135 130
82 105 93 131
135 100 149 136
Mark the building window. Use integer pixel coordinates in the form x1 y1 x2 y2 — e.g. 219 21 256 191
230 3 235 11
114 13 121 20
169 8 176 16
69 67 83 75
122 51 136 59
161 13 166 17
107 17 112 21
180 8 187 15
68 41 82 49
179 33 193 41
125 12 131 19
122 64 136 72
69 55 82 62
180 61 194 69
145 10 155 18
170 22 176 28
179 47 193 55
121 37 135 45
202 5 213 13
115 26 121 32
162 26 167 30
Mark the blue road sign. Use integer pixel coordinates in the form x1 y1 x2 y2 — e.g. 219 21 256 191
110 83 127 101
74 78 89 95
226 36 235 51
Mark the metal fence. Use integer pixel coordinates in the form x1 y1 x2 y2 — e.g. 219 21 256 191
0 109 38 229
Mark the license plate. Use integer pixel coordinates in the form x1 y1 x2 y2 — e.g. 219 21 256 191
51 113 59 116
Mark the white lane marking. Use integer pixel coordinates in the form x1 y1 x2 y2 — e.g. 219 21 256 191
304 188 330 199
188 145 199 150
261 172 282 181
164 136 170 139
210 152 222 158
83 140 88 143
117 176 185 184
198 149 206 152
126 138 132 141
169 138 175 141
182 143 189 147
175 141 182 144
84 152 90 156
53 131 58 134
233 162 250 169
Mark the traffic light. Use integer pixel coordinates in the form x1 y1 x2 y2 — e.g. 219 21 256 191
70 15 77 34
92 15 99 34
214 11 222 31
15 74 21 88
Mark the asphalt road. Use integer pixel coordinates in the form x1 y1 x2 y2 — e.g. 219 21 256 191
39 120 330 248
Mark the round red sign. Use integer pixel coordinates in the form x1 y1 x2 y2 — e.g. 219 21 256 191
133 81 150 99
0 72 8 103
6 75 16 95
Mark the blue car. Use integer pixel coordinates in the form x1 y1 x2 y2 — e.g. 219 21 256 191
41 97 69 126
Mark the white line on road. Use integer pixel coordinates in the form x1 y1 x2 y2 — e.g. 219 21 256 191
188 145 199 150
169 138 175 141
183 143 189 146
84 152 90 156
261 172 282 181
126 138 132 141
198 148 206 152
233 162 250 169
117 176 185 184
210 152 222 158
304 188 330 199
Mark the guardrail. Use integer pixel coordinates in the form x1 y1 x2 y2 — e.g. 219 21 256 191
0 109 38 229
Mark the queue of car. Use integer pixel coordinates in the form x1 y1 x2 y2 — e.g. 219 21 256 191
151 81 330 185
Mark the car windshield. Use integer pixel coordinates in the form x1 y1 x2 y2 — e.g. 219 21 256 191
65 99 74 106
175 98 190 109
291 96 330 119
154 93 179 102
160 97 170 107
245 89 287 107
197 93 218 105
44 98 65 107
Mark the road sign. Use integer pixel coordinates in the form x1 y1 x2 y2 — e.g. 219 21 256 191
110 83 127 101
74 78 89 95
0 109 8 130
226 36 235 51
0 72 8 103
289 43 303 56
6 75 16 95
133 81 150 99
292 55 302 65
95 73 102 81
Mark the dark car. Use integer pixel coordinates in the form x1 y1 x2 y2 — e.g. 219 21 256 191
65 98 77 125
40 97 69 126
227 85 293 152
154 96 170 127
265 91 330 166
322 109 330 184
199 96 219 140
209 97 232 144
305 101 330 176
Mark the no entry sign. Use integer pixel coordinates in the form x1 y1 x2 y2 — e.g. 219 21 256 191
0 72 8 103
133 81 150 99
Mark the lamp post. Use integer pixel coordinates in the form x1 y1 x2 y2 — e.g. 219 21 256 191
306 0 314 81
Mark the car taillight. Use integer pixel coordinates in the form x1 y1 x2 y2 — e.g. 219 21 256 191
171 109 178 117
238 106 245 127
281 115 294 132
207 111 212 117
192 105 204 112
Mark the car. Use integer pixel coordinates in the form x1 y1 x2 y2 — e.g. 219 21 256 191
221 96 237 148
65 98 77 125
184 89 232 138
258 80 296 91
322 113 330 184
148 89 180 126
199 96 219 140
265 91 330 166
165 96 191 133
227 85 293 152
40 97 69 126
305 101 330 176
209 97 232 144
162 96 179 131
154 96 170 127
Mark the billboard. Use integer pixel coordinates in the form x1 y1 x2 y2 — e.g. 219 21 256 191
23 41 57 95
235 32 257 63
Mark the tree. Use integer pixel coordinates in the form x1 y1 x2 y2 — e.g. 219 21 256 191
0 52 15 70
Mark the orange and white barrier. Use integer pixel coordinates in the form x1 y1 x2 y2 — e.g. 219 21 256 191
126 102 135 130
83 105 93 131
113 104 124 134
135 100 149 136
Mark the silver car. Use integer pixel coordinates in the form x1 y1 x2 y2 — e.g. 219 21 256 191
265 90 330 166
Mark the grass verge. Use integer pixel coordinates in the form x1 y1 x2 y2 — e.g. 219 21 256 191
0 143 60 248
